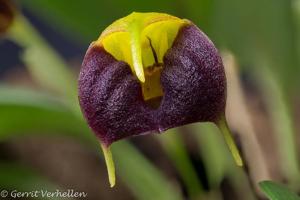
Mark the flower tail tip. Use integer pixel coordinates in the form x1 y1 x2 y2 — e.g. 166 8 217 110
100 143 116 188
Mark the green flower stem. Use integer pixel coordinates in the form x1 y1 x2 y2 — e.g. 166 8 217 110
159 129 204 198
7 15 79 114
189 123 228 186
217 115 243 167
257 66 300 187
112 141 183 200
100 143 116 188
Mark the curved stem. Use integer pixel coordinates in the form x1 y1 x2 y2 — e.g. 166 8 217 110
217 115 243 167
100 143 116 187
8 15 79 114
257 66 300 186
159 129 204 197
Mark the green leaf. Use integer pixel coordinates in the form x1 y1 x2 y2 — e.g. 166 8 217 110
188 123 228 187
8 16 79 112
0 162 62 200
189 123 257 200
256 67 300 186
0 86 94 143
211 0 299 90
259 181 300 200
159 128 203 198
21 0 183 43
112 141 183 200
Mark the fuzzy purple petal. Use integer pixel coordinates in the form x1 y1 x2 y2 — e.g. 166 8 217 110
78 24 226 146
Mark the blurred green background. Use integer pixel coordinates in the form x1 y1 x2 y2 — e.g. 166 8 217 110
0 0 299 199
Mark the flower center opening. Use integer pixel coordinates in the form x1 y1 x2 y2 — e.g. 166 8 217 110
141 37 163 106
95 12 189 105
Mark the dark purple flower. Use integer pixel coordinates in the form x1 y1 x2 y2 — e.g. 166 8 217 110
79 13 225 147
78 12 242 187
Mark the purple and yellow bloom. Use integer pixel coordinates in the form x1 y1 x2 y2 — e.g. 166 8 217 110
78 12 242 187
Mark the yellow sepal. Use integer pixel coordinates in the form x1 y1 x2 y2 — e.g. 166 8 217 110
95 12 189 84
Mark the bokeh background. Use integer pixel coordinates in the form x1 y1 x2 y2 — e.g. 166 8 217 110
0 0 300 199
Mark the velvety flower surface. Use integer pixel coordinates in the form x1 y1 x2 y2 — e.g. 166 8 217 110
78 12 226 146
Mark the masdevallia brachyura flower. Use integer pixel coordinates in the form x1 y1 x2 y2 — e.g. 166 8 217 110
78 12 242 187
